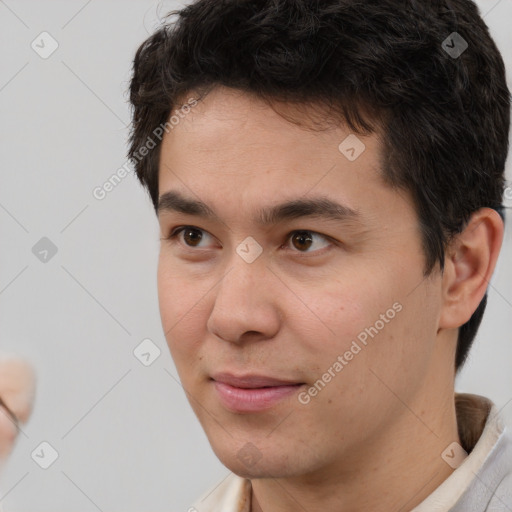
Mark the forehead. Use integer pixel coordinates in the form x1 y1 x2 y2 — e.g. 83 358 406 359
158 87 384 194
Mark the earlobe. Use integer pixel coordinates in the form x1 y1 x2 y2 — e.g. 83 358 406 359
439 208 504 330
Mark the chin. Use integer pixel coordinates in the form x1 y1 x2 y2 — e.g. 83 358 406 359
210 440 303 480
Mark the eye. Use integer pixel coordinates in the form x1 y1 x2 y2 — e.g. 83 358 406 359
286 230 331 253
165 226 217 248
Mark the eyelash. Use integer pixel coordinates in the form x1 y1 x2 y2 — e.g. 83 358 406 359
163 226 334 254
164 226 214 246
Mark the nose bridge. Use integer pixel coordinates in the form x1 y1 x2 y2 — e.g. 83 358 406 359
207 251 280 342
216 253 269 313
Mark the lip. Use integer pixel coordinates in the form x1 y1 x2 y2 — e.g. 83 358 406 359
211 373 305 412
211 372 303 389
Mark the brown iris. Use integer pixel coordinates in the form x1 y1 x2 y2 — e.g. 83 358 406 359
291 231 313 251
183 228 203 246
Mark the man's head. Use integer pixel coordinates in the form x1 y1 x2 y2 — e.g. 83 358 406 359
129 0 510 373
128 0 509 480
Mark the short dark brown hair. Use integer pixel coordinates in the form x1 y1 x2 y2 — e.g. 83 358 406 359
128 0 510 372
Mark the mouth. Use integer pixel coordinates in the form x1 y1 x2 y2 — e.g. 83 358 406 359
210 372 305 412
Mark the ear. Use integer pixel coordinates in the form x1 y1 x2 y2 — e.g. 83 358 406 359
439 208 504 330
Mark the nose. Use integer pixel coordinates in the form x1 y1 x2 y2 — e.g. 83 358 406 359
206 257 281 344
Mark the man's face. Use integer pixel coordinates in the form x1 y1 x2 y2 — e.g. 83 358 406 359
157 86 446 478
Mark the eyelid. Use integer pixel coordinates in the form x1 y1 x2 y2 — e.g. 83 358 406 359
164 225 219 248
165 225 202 239
162 226 336 254
283 230 333 253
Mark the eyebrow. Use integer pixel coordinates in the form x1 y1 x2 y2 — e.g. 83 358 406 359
158 190 217 218
157 190 360 225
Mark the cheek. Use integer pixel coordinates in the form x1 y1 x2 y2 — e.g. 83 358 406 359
157 260 210 368
287 275 385 353
286 261 432 375
157 258 202 329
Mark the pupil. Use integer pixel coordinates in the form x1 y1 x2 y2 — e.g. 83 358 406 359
184 229 202 246
293 232 313 251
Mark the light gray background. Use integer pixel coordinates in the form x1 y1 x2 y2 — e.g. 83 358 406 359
0 1 511 511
